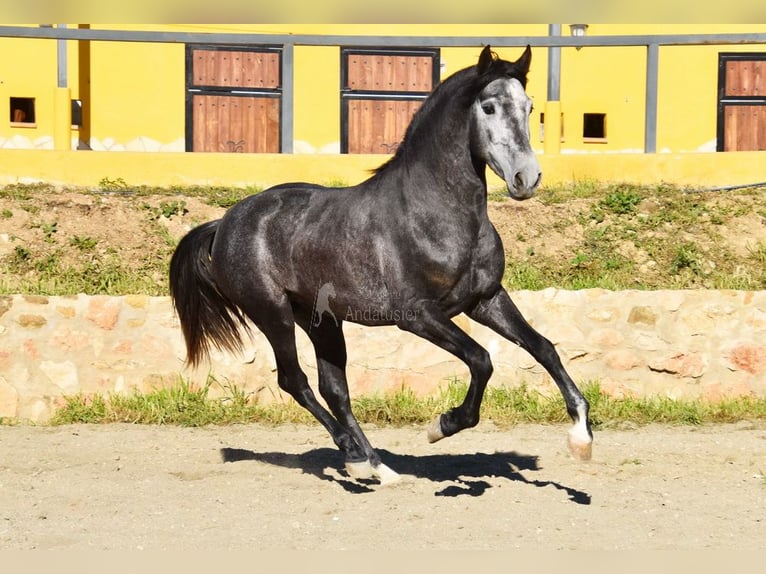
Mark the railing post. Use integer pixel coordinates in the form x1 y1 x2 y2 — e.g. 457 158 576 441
54 24 71 151
544 24 562 154
644 42 659 153
281 42 294 153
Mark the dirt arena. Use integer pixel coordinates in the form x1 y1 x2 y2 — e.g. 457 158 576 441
1 421 764 550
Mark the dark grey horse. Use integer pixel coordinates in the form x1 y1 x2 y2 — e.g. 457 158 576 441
169 45 593 484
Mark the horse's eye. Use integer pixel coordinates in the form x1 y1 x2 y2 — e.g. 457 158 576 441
481 103 495 115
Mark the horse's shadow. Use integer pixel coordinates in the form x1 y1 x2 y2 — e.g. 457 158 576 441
220 446 591 505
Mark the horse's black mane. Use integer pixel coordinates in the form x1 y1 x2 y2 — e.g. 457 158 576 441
373 49 528 176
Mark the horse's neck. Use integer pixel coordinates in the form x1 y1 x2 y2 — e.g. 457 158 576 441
369 91 489 210
403 141 487 208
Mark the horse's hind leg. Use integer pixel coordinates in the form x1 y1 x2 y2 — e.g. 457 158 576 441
294 308 401 484
240 297 369 466
468 288 593 461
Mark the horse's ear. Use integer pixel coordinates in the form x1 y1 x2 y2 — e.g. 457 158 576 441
477 44 495 74
515 45 532 76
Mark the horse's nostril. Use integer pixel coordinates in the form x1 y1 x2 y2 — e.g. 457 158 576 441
514 172 524 189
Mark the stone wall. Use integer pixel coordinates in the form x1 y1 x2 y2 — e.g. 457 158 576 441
1 289 765 422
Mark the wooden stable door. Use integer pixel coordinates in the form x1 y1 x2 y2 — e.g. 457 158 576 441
345 99 423 154
718 54 766 152
186 46 282 153
342 49 439 154
191 95 279 153
722 106 766 152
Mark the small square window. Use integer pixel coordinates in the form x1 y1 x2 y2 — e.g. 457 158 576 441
583 113 606 141
10 97 36 124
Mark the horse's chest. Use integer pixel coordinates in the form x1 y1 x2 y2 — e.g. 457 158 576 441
413 225 503 297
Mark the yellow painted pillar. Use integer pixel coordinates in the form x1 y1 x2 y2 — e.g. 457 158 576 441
53 87 72 151
543 100 561 155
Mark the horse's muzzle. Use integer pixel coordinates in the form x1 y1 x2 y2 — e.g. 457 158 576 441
507 168 541 200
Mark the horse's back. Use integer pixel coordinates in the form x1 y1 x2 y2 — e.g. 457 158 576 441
217 182 333 234
210 182 367 298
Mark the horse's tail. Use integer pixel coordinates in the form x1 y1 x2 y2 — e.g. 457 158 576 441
169 220 250 367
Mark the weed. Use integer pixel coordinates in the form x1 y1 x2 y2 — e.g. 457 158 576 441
537 179 602 204
32 221 58 243
159 200 188 218
142 200 188 220
747 242 766 266
710 213 724 225
12 245 31 263
670 242 700 275
70 235 98 251
503 259 547 290
599 187 642 215
570 252 589 269
487 187 509 202
196 186 260 208
20 203 40 215
99 176 129 192
0 183 51 200
34 253 59 274
1 209 12 219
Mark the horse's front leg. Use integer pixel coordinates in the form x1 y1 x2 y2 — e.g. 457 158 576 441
467 288 593 461
398 302 494 441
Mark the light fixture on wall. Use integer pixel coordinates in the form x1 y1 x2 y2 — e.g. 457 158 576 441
569 24 589 51
569 24 589 37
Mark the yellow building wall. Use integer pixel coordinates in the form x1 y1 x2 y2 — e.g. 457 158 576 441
293 45 341 153
0 30 64 149
87 37 186 151
1 24 765 154
580 24 766 153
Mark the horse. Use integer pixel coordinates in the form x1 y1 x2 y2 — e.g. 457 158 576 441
169 45 593 485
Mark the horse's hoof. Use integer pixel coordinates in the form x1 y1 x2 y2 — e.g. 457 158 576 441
345 460 374 480
567 428 593 461
372 463 402 485
426 416 445 443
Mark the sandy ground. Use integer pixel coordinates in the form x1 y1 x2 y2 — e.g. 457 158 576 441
1 421 765 550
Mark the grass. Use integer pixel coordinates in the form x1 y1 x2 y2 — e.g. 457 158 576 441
1 180 764 295
48 378 766 428
501 181 766 291
0 182 244 296
1 246 166 295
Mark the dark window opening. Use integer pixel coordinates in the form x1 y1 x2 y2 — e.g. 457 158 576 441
539 111 564 141
583 112 606 140
71 99 83 127
10 97 35 124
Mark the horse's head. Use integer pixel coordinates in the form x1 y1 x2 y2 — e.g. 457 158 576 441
470 45 541 200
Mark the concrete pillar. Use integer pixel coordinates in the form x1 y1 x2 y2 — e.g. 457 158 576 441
53 87 71 150
543 100 562 155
